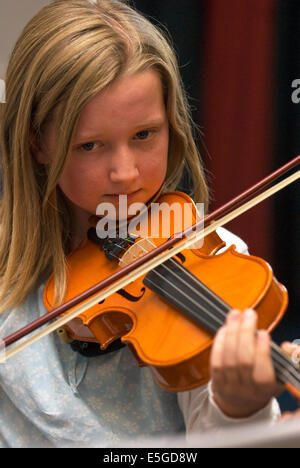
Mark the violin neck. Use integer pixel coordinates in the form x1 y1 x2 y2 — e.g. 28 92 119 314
270 341 300 389
143 257 300 392
143 256 229 335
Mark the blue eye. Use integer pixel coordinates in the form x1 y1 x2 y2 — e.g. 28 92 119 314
135 130 151 140
80 142 96 151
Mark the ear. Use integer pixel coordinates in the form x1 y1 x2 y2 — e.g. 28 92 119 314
29 133 50 164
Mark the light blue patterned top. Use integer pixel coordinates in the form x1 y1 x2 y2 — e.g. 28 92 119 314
0 282 184 448
0 228 279 447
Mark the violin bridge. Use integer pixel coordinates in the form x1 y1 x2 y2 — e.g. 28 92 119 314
119 237 156 266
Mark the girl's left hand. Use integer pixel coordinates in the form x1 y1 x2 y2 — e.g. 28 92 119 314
210 309 284 418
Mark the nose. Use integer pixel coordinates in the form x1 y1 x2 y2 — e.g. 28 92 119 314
109 145 139 185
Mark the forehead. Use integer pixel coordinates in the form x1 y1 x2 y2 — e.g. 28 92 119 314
73 70 166 139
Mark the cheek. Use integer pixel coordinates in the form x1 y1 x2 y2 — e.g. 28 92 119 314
58 159 105 208
160 140 169 179
143 132 169 182
140 156 166 191
59 163 84 192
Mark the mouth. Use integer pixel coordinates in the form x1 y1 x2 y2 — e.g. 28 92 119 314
104 190 141 200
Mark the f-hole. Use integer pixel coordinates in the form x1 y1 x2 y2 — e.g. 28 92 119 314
99 287 146 305
175 252 186 264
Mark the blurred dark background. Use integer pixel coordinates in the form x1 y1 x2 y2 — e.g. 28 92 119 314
134 0 300 411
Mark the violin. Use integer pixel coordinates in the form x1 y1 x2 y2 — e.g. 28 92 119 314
44 190 289 392
2 156 300 398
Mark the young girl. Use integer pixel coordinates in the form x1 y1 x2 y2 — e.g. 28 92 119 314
0 0 297 448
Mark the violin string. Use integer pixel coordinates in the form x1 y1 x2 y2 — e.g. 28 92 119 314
120 238 300 385
146 266 300 386
144 275 226 336
142 242 229 327
145 274 299 386
145 257 300 385
270 342 300 385
106 238 144 264
102 237 227 327
162 257 300 383
166 258 231 317
166 259 300 384
130 239 229 326
147 264 234 329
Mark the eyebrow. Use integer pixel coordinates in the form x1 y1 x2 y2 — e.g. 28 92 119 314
73 117 166 142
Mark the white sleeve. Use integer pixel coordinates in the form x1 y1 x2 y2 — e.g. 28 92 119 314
215 226 249 254
177 383 281 437
177 228 281 437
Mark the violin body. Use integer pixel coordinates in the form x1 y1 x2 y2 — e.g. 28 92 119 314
44 192 288 391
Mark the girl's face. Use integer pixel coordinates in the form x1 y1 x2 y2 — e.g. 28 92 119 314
37 71 169 236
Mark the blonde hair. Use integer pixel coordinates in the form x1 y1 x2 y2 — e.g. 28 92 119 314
0 0 209 311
